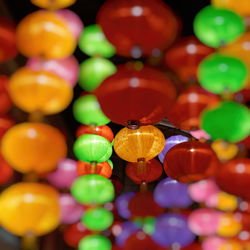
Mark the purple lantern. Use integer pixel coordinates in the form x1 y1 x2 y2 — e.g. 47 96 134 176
158 135 188 163
115 192 135 219
151 213 195 248
115 221 140 247
59 193 85 225
154 177 193 208
47 158 78 189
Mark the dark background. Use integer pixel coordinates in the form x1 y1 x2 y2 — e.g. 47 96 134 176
0 0 209 249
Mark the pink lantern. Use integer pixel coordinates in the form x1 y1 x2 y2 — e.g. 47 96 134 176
202 236 226 250
47 158 78 189
188 208 222 236
59 193 85 225
26 56 79 87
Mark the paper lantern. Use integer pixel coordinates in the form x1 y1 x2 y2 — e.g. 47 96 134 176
31 0 76 9
79 235 111 250
0 75 13 114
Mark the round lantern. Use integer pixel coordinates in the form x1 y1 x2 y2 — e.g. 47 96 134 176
164 36 214 82
31 0 76 9
9 67 73 115
79 235 112 250
0 183 60 236
194 5 245 48
201 101 250 143
0 75 13 114
95 63 176 126
163 140 220 183
1 123 67 174
114 125 165 162
16 11 76 59
97 0 179 57
198 53 247 94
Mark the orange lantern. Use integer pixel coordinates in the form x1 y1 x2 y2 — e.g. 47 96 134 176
0 183 60 236
31 0 76 9
16 11 76 59
9 67 73 115
1 123 67 174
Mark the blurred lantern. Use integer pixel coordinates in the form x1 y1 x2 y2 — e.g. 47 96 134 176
0 153 13 185
0 75 13 114
55 9 83 41
115 221 140 247
97 0 179 58
0 115 14 140
202 236 241 250
9 67 73 115
163 140 220 183
31 0 76 9
181 243 202 250
194 5 245 48
115 192 135 219
59 193 84 225
111 175 123 196
73 134 112 163
216 158 250 200
188 179 219 203
114 125 165 162
26 56 79 87
234 89 250 108
71 174 114 205
128 192 164 218
154 177 193 208
76 125 114 143
95 63 176 126
47 158 78 190
151 213 195 248
212 0 250 16
164 36 214 82
167 85 219 131
1 123 67 174
198 54 247 94
219 33 250 72
77 160 112 178
79 234 112 250
201 101 250 143
79 57 116 92
0 183 60 236
217 213 242 237
0 17 17 63
158 135 188 163
81 207 113 231
211 140 239 161
126 159 162 184
16 11 76 59
79 24 115 58
63 222 91 248
188 208 222 236
73 95 110 125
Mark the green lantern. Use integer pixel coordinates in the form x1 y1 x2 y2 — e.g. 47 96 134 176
78 25 115 58
194 5 245 48
74 134 112 163
82 207 113 231
73 95 110 126
143 217 156 235
79 235 111 250
79 58 116 92
71 174 114 205
201 101 250 143
198 54 248 94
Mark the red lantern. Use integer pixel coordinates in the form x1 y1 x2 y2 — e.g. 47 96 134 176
0 153 13 185
164 140 220 183
63 222 91 248
165 36 214 83
0 17 17 63
167 86 219 130
95 63 176 126
216 158 250 200
111 175 123 196
126 159 162 184
76 125 114 143
77 160 112 179
128 192 164 218
0 75 13 114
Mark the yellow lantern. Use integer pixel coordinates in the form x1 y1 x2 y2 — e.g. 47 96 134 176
31 0 76 9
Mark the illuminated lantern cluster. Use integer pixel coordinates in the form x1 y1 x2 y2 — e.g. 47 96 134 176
0 0 83 247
